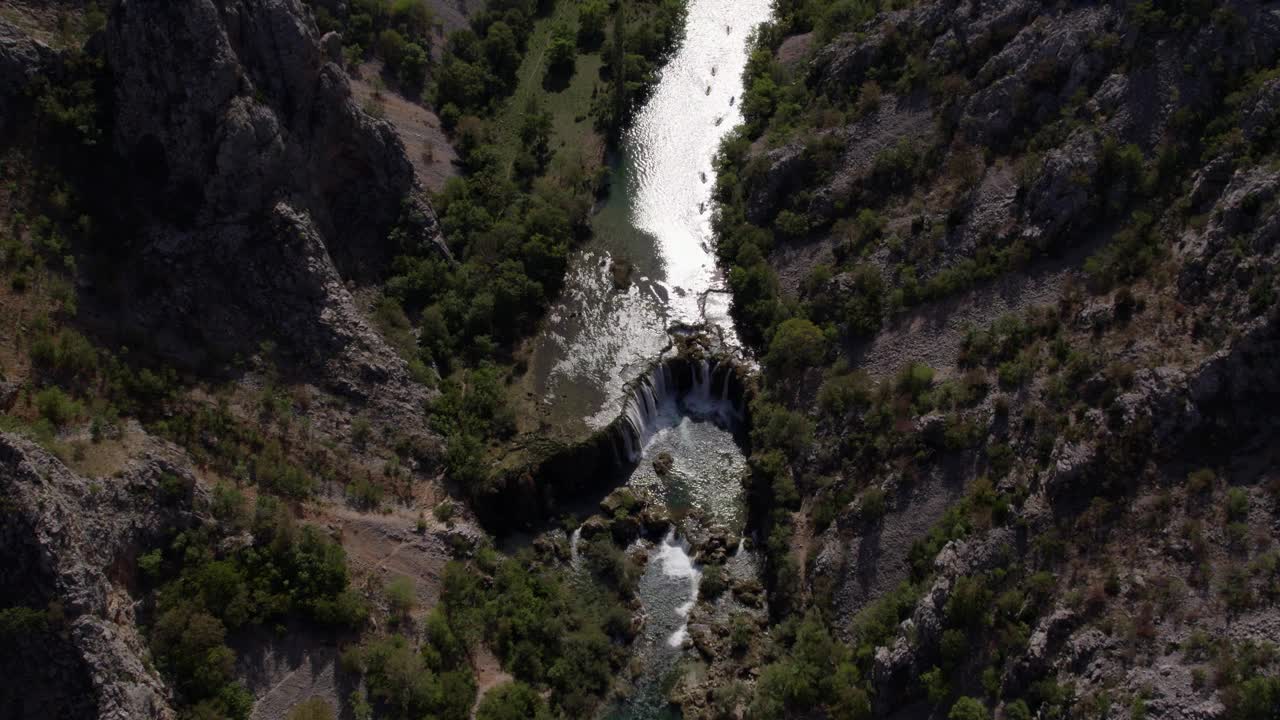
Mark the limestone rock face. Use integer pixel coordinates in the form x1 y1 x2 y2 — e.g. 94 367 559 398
105 0 423 271
0 21 55 131
91 0 444 416
0 433 205 720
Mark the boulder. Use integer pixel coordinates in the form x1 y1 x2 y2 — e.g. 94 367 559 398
652 451 675 476
601 487 642 517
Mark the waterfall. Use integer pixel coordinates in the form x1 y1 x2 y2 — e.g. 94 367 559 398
609 433 623 466
610 358 744 466
570 527 583 567
620 421 639 462
653 529 701 648
706 360 715 401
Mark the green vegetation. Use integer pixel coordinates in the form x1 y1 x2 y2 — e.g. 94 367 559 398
369 0 692 498
476 681 552 720
344 630 474 720
748 613 870 719
0 605 54 639
764 318 829 378
144 495 366 719
287 698 336 720
309 0 438 95
440 550 632 716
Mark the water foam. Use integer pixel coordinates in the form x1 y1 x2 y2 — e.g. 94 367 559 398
653 530 701 648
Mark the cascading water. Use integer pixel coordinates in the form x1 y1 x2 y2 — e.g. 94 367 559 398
529 0 774 717
569 526 583 569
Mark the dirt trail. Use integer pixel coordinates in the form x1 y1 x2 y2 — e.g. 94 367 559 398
469 645 515 719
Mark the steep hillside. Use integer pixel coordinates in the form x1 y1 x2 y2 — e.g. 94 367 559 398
708 0 1280 718
0 1 690 719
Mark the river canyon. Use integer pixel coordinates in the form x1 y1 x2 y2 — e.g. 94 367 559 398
529 1 773 716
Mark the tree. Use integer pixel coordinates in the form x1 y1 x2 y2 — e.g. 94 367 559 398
484 21 521 84
765 318 828 377
515 103 553 180
547 22 577 76
949 697 990 720
608 8 627 133
36 386 81 427
922 666 950 706
377 28 408 66
397 42 429 92
389 0 433 40
150 605 235 699
752 403 813 460
578 0 607 49
477 681 551 720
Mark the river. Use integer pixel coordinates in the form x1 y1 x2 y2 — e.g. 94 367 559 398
533 0 774 717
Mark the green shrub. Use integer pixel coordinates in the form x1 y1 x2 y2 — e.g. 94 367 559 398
749 614 866 718
751 402 814 459
1187 468 1216 494
548 23 577 75
0 606 49 638
860 487 886 520
949 697 990 720
1224 675 1280 720
477 681 551 720
922 666 950 705
701 564 728 600
946 575 993 629
843 264 885 337
35 386 80 427
1005 699 1032 720
896 363 935 397
730 613 754 653
346 476 384 510
818 370 871 418
150 605 236 700
356 634 475 720
775 210 811 240
577 0 607 49
385 576 416 621
1226 488 1249 523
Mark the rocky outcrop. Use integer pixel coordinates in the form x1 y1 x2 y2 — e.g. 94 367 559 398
0 433 205 720
1018 128 1101 250
746 141 813 225
0 20 54 131
105 0 435 272
90 0 444 412
871 528 1016 712
748 0 1280 286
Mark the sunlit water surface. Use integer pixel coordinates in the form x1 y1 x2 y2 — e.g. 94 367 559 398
535 1 774 717
526 0 771 431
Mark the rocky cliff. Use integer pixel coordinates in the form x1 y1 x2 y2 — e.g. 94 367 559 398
102 0 446 407
711 0 1280 717
0 433 204 720
0 2 459 717
5 0 448 418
